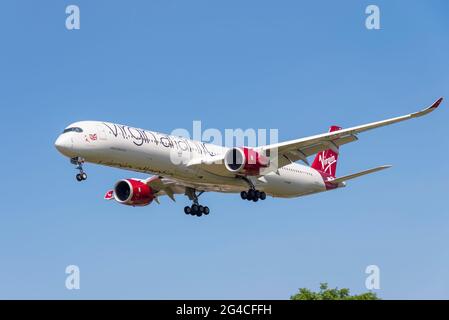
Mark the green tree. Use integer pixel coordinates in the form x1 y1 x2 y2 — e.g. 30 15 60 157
290 283 379 300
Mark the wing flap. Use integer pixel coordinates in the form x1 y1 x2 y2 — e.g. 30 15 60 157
144 176 177 202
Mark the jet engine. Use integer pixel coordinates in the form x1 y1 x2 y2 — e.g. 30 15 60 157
113 179 155 206
224 147 270 175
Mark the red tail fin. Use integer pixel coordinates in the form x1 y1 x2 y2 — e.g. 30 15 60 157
311 125 341 177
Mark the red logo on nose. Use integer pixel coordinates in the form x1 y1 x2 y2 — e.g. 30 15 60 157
89 134 97 141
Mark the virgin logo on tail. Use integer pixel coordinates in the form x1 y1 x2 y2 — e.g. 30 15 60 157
310 125 341 177
318 152 337 175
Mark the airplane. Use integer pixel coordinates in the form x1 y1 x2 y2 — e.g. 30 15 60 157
55 97 443 217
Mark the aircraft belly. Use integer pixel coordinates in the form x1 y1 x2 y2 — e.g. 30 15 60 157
262 168 326 198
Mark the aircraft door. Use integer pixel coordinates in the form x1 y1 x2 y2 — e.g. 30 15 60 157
96 125 108 141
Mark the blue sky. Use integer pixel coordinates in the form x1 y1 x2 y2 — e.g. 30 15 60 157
0 0 448 299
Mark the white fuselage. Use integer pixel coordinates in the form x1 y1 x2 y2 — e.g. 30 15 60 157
55 121 329 198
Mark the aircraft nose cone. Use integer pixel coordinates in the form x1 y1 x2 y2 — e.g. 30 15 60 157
54 135 72 155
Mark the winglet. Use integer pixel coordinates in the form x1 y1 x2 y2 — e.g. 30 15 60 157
430 97 443 110
412 97 443 118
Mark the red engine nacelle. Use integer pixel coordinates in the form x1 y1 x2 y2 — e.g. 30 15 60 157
224 147 270 175
113 179 155 206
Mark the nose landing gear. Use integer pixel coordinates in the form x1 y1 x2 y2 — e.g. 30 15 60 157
76 172 87 182
71 157 87 182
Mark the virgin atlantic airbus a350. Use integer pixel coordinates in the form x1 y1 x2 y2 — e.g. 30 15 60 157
55 98 443 216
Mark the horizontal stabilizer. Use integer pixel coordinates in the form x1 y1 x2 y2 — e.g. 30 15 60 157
328 165 392 185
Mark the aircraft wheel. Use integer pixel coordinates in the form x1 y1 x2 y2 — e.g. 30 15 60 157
191 204 199 214
247 189 255 200
240 191 248 200
255 190 261 199
199 205 204 213
76 174 83 182
252 197 259 202
81 173 87 180
203 206 210 215
260 192 266 200
184 206 191 215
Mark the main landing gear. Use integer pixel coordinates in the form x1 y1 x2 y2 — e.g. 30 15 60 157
238 176 266 202
240 189 266 202
184 188 210 217
71 157 87 182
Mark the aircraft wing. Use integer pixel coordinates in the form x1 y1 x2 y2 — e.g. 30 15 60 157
144 176 181 202
257 98 443 168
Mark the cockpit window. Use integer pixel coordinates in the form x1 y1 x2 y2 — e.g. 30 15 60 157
63 127 83 134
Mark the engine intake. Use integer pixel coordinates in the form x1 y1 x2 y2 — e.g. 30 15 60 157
224 147 269 175
113 179 154 206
